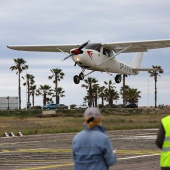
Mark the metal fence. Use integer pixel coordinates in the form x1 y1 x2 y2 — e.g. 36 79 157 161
0 97 18 110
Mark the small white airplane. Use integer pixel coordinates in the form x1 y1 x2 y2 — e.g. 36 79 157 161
7 39 170 84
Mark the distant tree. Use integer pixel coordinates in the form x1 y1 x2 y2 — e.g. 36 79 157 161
48 68 64 104
83 96 88 105
120 85 130 105
127 88 141 103
92 83 99 107
122 74 128 106
104 80 119 107
36 84 54 106
10 58 28 109
30 85 37 107
98 86 106 107
121 86 141 104
148 65 164 108
81 77 98 107
55 87 65 104
23 74 35 108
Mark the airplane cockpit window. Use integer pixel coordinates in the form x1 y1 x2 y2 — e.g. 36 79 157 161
84 43 101 52
103 48 110 57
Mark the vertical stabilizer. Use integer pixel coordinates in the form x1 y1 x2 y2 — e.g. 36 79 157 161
132 52 144 68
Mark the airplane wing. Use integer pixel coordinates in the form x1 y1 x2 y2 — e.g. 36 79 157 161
7 39 170 53
102 39 170 53
7 44 81 53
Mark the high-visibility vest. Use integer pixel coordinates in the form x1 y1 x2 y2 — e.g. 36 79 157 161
160 115 170 167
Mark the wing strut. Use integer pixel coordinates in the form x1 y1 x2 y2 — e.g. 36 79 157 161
84 70 95 77
99 45 132 66
55 48 70 61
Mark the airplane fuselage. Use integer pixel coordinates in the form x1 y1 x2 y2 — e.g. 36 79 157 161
71 49 137 75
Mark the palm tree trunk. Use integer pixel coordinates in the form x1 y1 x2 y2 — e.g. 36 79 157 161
123 74 126 106
94 93 97 107
154 75 157 108
27 78 30 109
43 93 46 106
18 72 21 109
89 85 93 107
32 93 34 107
101 97 104 107
55 75 58 104
109 97 113 108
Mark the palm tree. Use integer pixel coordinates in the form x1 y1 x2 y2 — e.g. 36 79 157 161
104 80 119 108
148 65 164 108
30 85 37 107
36 84 54 106
127 88 141 103
121 86 141 104
98 86 106 107
10 58 28 109
23 74 35 108
81 77 98 107
83 96 88 105
48 68 65 104
122 74 128 106
92 83 99 107
120 85 130 105
56 87 65 104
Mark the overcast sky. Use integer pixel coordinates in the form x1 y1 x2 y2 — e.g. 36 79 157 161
0 0 170 108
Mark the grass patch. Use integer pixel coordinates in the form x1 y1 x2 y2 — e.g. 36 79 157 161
0 108 168 136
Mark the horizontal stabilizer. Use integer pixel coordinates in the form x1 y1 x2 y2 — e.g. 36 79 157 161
132 68 163 72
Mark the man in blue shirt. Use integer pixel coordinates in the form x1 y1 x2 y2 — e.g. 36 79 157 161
72 107 117 170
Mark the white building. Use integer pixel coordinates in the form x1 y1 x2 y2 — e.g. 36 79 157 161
0 97 18 110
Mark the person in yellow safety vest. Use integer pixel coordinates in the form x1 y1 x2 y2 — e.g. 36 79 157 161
156 115 170 170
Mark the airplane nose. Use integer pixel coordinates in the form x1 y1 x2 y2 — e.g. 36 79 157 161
73 56 81 62
71 48 84 55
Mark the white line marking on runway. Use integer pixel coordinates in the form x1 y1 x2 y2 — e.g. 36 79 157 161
119 153 159 160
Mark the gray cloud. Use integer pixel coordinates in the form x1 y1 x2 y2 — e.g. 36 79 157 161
0 0 170 107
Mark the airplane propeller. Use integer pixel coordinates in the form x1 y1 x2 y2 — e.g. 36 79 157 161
63 40 90 61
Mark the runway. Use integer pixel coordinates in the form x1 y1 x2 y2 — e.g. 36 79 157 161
0 129 160 170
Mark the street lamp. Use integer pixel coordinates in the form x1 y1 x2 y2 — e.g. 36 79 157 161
7 96 9 110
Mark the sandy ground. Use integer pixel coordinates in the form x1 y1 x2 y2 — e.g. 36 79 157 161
0 129 161 170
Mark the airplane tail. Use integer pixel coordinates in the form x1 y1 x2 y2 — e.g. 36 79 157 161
131 52 144 68
130 52 163 73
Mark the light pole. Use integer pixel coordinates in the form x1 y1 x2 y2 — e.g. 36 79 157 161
7 96 9 110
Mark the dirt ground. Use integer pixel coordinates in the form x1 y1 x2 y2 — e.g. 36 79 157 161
0 129 161 170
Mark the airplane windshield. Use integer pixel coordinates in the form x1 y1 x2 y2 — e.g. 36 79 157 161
84 43 101 52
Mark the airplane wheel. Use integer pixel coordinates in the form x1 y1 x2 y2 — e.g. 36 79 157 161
115 75 121 83
73 75 80 84
79 72 84 80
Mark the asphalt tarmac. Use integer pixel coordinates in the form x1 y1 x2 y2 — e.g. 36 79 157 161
0 129 160 170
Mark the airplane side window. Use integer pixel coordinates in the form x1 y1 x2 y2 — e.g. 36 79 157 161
103 48 110 57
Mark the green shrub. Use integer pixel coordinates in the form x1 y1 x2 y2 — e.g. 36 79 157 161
0 110 42 117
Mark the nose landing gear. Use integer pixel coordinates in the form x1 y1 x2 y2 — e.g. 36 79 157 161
73 75 80 84
73 72 85 84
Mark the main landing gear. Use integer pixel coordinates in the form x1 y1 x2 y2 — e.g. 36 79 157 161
106 72 122 84
73 72 84 84
115 74 121 83
73 72 122 84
